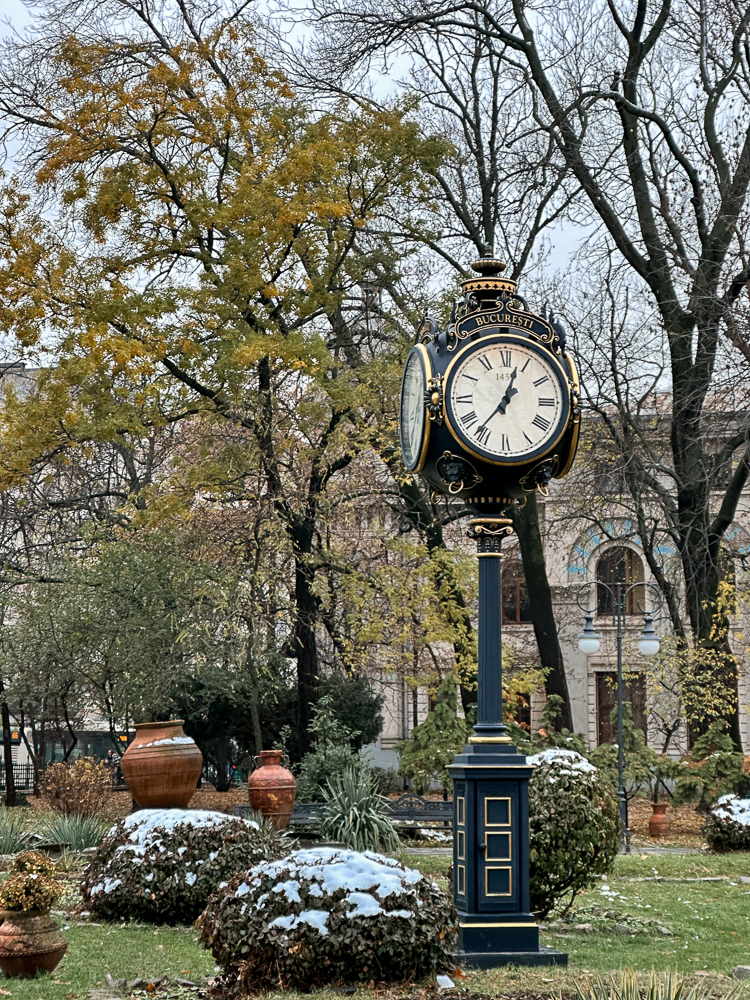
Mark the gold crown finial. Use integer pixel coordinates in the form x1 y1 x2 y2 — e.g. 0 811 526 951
471 247 507 276
461 247 516 297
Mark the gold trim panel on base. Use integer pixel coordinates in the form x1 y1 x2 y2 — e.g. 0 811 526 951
484 866 513 897
447 764 533 770
459 921 538 929
468 735 512 743
484 797 512 828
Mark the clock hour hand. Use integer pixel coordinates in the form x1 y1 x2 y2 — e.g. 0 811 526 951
498 367 519 415
477 368 519 432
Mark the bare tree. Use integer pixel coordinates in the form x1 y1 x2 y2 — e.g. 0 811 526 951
294 8 584 725
303 0 750 744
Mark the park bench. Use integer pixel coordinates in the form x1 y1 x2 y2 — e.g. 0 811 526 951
233 793 453 830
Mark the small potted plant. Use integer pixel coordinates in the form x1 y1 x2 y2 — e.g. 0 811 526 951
0 852 68 978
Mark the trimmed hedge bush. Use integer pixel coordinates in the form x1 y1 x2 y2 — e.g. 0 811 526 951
528 748 620 918
705 794 750 851
199 847 457 989
81 808 290 923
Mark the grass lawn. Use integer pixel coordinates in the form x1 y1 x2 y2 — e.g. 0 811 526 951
404 852 750 984
4 851 750 998
0 922 216 1000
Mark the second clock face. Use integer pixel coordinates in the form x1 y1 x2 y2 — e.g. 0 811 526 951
445 336 569 463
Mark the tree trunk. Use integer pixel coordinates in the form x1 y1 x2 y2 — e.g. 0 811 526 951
293 541 319 755
61 694 78 762
213 735 230 792
392 469 477 711
679 509 741 747
510 495 573 730
245 647 264 757
1 697 16 807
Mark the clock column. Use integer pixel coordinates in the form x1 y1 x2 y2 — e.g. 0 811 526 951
448 516 566 968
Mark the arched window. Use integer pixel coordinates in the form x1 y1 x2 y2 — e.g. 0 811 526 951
596 672 647 744
502 559 532 624
596 546 645 617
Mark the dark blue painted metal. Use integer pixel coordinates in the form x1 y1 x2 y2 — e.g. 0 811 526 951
448 527 566 967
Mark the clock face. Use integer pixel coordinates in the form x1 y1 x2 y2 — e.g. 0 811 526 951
399 346 429 471
445 335 570 464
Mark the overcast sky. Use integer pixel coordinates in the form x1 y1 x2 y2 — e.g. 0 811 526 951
2 1 33 31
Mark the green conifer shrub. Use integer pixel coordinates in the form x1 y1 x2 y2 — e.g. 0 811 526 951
528 749 620 918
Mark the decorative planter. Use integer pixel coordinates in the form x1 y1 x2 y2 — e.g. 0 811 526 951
247 750 296 830
120 720 202 809
0 909 67 978
648 801 671 838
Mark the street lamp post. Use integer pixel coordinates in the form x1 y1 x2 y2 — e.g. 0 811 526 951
576 581 661 853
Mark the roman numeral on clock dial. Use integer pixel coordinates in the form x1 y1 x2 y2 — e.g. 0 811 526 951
461 410 478 428
532 413 551 432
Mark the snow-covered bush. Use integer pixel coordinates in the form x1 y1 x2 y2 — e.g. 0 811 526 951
528 748 619 918
199 847 457 989
81 808 290 923
705 794 750 851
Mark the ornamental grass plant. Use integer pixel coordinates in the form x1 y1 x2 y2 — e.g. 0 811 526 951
317 770 401 853
574 971 740 1000
0 808 34 854
35 813 110 851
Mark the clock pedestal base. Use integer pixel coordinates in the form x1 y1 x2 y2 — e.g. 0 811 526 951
457 947 568 970
449 743 568 970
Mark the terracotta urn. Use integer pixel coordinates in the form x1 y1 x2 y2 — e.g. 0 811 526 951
648 801 671 838
120 720 202 809
247 750 296 830
0 909 67 978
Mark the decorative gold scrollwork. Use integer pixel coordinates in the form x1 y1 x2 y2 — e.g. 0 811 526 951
467 518 515 552
418 313 439 345
437 451 483 494
424 374 444 425
519 456 560 496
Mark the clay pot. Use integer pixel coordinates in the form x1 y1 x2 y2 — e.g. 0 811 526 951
247 750 296 830
120 720 202 809
649 801 671 838
0 909 67 978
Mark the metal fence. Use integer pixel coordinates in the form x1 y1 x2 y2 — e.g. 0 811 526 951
0 760 245 794
0 764 35 790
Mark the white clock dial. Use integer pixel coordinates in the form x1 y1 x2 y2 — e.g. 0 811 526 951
447 340 566 461
400 347 428 471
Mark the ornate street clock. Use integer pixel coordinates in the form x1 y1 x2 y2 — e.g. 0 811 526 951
398 252 579 504
398 250 577 970
399 344 431 472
